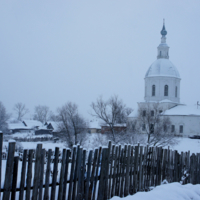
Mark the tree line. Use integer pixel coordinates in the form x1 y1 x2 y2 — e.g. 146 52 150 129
0 95 177 148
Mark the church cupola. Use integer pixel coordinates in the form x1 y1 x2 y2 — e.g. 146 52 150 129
157 19 169 59
144 20 181 104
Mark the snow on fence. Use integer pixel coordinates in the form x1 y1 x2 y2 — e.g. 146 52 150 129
0 132 200 200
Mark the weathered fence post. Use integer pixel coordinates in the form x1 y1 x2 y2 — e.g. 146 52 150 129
68 146 77 200
124 145 131 197
44 149 52 200
0 132 3 199
19 149 28 200
88 148 98 200
32 144 42 200
85 150 93 200
58 149 67 200
77 147 83 200
3 142 16 200
92 147 102 200
11 156 19 200
26 149 34 200
51 147 59 200
38 149 45 200
98 148 109 200
62 149 70 200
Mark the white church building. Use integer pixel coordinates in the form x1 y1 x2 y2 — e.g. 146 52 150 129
129 22 200 137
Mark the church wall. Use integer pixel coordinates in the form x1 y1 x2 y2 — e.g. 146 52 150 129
144 76 180 103
168 115 200 137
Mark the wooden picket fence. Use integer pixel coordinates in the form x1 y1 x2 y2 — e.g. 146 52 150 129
0 132 200 200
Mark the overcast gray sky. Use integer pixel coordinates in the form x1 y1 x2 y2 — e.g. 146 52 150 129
0 0 200 119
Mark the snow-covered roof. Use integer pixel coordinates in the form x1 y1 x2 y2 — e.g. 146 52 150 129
88 120 101 129
46 121 62 132
145 58 180 79
23 120 43 128
164 105 200 116
8 121 30 130
128 109 138 118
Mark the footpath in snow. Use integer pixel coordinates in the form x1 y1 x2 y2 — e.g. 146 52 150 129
111 183 200 200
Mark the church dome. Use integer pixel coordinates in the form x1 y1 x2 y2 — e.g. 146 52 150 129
145 58 180 79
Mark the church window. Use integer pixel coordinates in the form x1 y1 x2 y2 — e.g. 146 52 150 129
164 85 168 96
160 51 161 56
171 125 175 133
151 110 154 116
179 125 183 133
175 86 178 97
143 110 146 117
152 85 155 96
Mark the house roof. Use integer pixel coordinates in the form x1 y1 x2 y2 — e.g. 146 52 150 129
23 120 43 128
164 105 200 116
88 120 101 129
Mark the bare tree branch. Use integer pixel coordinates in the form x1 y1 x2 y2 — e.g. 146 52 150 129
57 102 88 149
90 95 133 144
0 101 11 133
33 105 50 123
13 102 29 120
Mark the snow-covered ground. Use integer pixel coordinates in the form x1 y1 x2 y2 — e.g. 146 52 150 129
3 133 200 154
111 183 200 200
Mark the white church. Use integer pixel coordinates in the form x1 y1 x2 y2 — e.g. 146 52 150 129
129 22 200 137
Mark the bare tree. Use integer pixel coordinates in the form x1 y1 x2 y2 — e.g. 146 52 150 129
136 102 178 147
0 101 10 133
57 102 88 149
13 102 29 120
90 95 133 144
33 105 50 123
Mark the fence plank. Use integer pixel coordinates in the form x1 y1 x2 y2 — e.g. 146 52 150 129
138 146 143 191
124 145 131 197
150 147 156 186
108 145 115 199
68 147 77 200
77 147 83 200
72 145 80 200
133 145 139 193
111 146 118 198
32 144 42 200
143 146 147 190
120 148 125 197
88 148 98 200
58 149 67 200
92 147 101 200
115 145 121 196
11 156 19 200
85 150 93 200
38 149 45 200
0 132 3 199
51 147 59 200
19 149 27 200
98 148 109 200
129 146 134 195
44 149 52 200
26 149 34 200
3 142 16 200
62 149 70 200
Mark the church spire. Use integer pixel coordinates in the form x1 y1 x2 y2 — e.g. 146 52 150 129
157 19 169 59
160 19 167 36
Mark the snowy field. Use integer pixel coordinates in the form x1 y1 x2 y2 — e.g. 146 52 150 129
3 134 200 154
